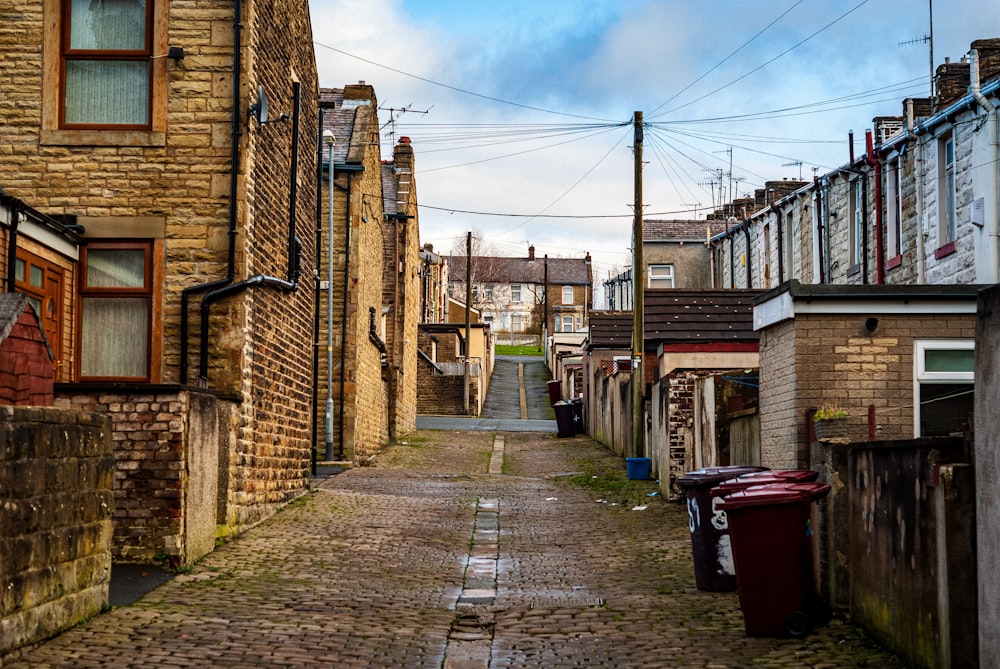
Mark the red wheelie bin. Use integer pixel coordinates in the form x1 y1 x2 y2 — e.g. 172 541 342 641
718 482 832 637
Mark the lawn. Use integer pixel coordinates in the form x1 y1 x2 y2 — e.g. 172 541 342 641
495 344 544 356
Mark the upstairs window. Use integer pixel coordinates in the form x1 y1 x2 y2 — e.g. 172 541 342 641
79 241 152 380
849 179 864 270
561 285 574 305
886 158 902 259
648 264 674 289
61 0 153 128
510 284 522 303
938 135 957 249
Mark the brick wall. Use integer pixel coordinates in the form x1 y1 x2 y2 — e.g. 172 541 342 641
0 406 113 656
2 0 318 548
760 311 976 468
0 305 53 406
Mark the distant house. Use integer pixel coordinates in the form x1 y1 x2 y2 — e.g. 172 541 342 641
448 245 593 335
318 85 421 461
604 219 729 310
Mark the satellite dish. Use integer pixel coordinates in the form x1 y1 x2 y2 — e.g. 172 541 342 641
249 84 269 124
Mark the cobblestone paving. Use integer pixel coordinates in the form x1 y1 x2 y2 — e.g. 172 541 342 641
4 431 907 668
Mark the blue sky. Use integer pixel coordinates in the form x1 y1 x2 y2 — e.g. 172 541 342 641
310 0 1000 284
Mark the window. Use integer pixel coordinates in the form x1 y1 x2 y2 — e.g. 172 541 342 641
78 241 152 380
914 340 974 437
561 286 574 305
511 314 523 332
850 179 864 269
648 264 674 289
782 212 793 280
61 0 153 128
938 135 957 248
886 157 902 259
558 315 574 332
42 0 167 144
510 284 522 303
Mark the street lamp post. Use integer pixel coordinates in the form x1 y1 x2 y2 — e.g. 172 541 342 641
322 129 336 460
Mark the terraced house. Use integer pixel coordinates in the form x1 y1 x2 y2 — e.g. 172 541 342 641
0 0 319 565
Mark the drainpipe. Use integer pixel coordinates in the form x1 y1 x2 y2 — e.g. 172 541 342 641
323 129 335 460
865 130 885 284
909 100 927 282
971 48 1000 283
198 81 305 381
310 108 325 476
338 170 359 457
822 177 832 281
772 204 784 284
180 0 243 384
743 224 752 288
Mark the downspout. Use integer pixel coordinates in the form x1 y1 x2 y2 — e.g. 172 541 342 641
971 48 1000 283
821 177 832 282
910 100 927 282
812 184 825 283
743 223 752 288
198 81 305 380
772 204 784 284
181 0 242 384
865 130 885 284
338 171 355 456
4 200 19 292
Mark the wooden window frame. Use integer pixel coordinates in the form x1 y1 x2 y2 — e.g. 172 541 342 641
77 240 155 382
42 0 168 146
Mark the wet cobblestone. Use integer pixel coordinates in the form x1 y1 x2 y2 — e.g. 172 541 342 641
4 430 906 668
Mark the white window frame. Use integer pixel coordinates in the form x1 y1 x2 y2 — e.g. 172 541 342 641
939 134 957 246
886 157 902 259
913 339 974 437
510 284 522 303
850 179 863 269
648 264 675 289
559 315 574 332
561 285 574 305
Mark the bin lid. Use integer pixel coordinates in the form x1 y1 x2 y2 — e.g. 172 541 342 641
674 465 769 488
712 470 819 493
717 482 832 510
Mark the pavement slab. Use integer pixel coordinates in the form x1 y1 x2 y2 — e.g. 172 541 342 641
3 430 906 668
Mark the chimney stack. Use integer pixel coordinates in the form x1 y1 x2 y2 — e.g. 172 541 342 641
528 245 535 261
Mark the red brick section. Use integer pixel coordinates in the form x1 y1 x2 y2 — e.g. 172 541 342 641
0 311 54 406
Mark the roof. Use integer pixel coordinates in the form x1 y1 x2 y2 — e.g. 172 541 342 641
0 293 31 344
585 290 762 349
381 164 399 215
449 255 592 285
319 85 378 167
645 290 761 342
754 279 988 305
586 311 632 349
644 219 730 243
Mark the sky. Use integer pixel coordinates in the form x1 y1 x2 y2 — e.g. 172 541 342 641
308 0 1000 287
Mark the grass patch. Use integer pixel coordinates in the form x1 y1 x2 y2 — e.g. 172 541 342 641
495 344 543 356
563 456 660 507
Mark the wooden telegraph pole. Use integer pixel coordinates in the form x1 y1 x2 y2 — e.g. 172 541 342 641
464 231 472 414
631 111 644 458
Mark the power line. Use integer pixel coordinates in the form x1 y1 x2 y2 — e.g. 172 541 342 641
314 40 621 123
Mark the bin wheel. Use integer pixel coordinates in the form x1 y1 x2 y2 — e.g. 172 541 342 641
784 611 811 638
810 601 832 627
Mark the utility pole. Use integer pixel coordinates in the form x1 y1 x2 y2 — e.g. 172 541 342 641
464 231 472 415
631 111 644 459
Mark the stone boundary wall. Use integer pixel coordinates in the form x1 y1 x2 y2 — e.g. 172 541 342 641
0 406 114 657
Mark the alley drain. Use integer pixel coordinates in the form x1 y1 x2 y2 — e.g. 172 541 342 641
443 436 505 669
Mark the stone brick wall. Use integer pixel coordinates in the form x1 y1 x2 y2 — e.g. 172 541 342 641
760 311 976 468
0 406 113 657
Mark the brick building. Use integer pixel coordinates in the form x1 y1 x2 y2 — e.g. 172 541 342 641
0 294 54 406
0 0 319 564
448 245 593 335
316 85 421 462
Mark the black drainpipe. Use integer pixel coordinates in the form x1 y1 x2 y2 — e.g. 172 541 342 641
197 81 304 381
180 0 243 384
742 224 752 287
772 204 784 285
4 200 19 292
338 170 355 458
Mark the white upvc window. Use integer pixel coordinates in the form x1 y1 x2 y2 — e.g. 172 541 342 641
913 340 974 437
561 285 574 305
886 157 902 259
648 264 675 289
510 284 522 303
850 179 863 269
559 315 574 332
938 134 957 247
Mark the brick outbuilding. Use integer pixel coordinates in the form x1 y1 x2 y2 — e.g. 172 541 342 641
0 294 54 406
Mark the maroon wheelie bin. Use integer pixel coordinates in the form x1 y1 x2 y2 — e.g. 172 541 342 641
718 481 832 637
674 465 768 591
711 469 819 497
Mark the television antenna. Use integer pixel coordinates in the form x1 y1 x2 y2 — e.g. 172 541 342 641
899 0 935 99
782 160 803 180
379 103 432 147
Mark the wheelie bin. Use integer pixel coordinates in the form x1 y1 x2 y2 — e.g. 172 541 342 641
718 481 832 637
546 380 562 405
674 465 769 591
553 401 575 437
711 469 819 497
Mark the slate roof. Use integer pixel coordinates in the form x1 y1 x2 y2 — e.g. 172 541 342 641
319 87 377 167
0 293 52 357
585 290 762 349
645 290 761 342
449 256 591 286
644 219 731 243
